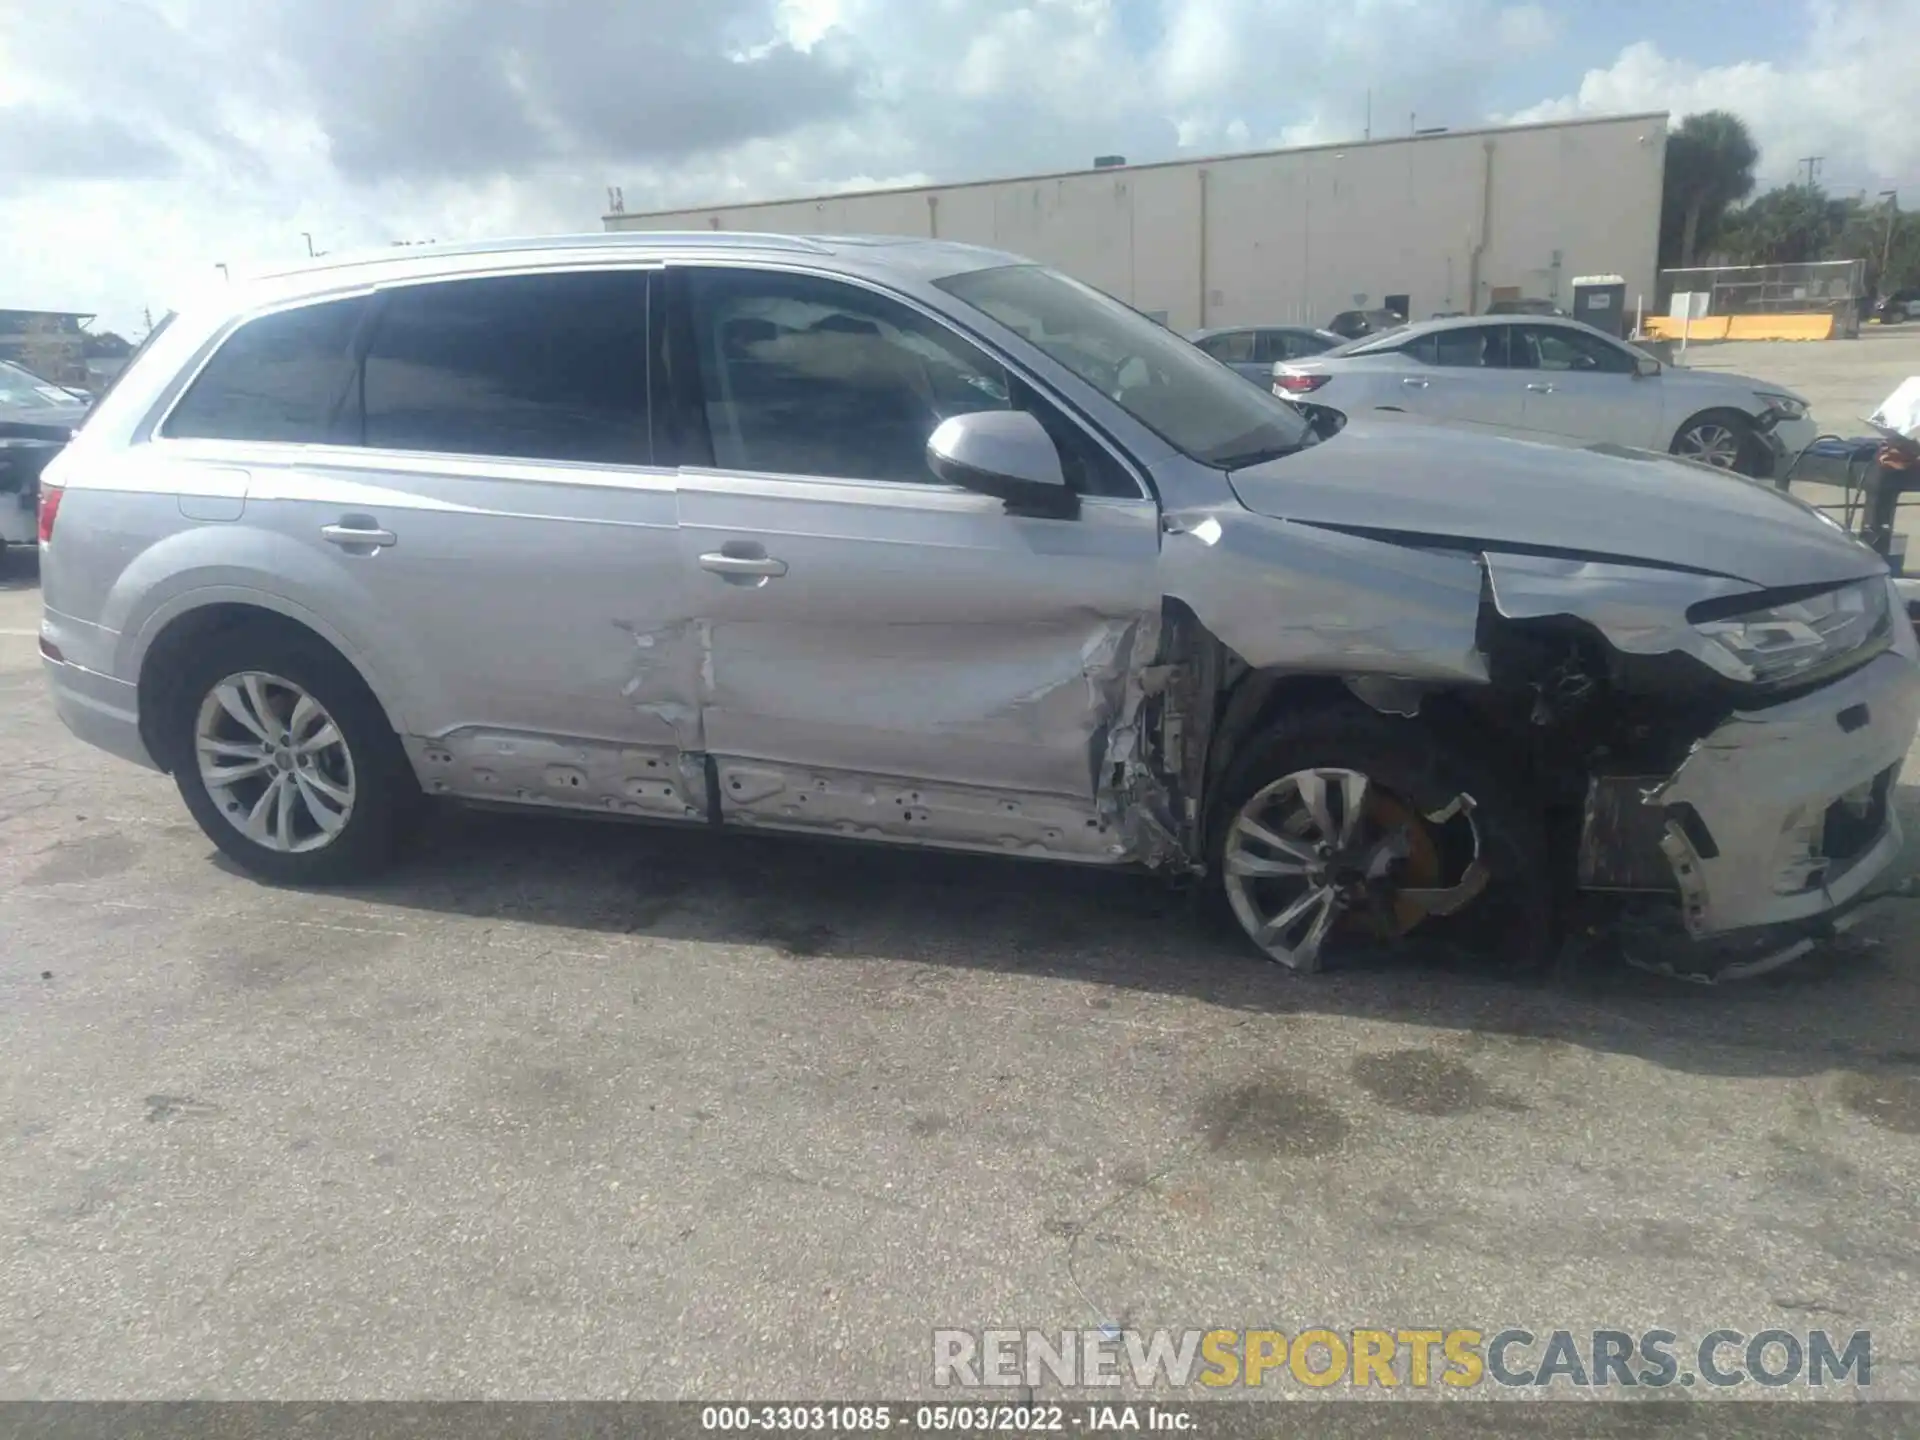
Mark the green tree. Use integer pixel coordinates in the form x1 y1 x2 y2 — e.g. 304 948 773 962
1720 184 1850 266
1659 111 1760 271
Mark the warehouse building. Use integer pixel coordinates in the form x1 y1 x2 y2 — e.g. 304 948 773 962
603 112 1667 333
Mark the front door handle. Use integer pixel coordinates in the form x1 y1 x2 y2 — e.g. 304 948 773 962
1525 382 1556 393
1401 377 1430 389
321 521 396 551
699 552 789 579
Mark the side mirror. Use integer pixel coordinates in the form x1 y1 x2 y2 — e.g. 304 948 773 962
1634 355 1661 378
927 410 1078 520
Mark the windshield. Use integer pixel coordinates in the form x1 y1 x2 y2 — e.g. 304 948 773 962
0 358 87 413
936 264 1311 469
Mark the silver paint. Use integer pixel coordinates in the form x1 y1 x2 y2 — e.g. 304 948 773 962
36 231 1920 959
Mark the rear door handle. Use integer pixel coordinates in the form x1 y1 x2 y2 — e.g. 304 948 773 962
1401 377 1430 389
321 522 396 550
1525 382 1555 393
699 552 789 578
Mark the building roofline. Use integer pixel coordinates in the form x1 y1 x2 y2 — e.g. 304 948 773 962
602 110 1671 222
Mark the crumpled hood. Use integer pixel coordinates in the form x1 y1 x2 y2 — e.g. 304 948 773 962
1227 415 1879 589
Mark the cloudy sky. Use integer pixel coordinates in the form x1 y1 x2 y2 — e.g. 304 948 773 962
3 0 1917 336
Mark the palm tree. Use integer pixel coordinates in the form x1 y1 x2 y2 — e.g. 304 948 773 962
1660 111 1760 270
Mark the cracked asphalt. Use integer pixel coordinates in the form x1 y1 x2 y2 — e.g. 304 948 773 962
7 535 1920 1403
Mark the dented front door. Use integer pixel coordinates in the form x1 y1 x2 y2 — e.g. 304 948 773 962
669 264 1163 861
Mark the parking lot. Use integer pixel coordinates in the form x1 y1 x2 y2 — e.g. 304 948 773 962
10 335 1920 1401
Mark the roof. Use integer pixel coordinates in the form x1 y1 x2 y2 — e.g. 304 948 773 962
602 110 1670 222
172 232 1033 326
1189 323 1337 341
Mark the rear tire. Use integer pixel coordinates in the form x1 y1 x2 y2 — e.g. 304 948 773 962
162 629 416 884
1672 410 1762 476
1208 702 1557 972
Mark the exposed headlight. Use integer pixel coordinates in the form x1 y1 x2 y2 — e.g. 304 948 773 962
1755 391 1808 421
1691 577 1889 685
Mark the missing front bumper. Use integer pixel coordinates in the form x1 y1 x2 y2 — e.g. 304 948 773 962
1576 650 1920 942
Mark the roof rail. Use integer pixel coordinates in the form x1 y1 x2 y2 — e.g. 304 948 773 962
253 230 834 281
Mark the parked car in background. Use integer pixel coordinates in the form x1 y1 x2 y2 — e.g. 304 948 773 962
1324 308 1405 341
1485 297 1567 317
1273 314 1816 477
37 233 1913 979
1873 289 1920 325
1189 324 1343 383
0 358 89 570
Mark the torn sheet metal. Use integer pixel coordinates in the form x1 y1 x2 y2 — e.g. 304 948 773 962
1482 553 1762 674
1645 650 1920 937
1158 505 1489 682
408 730 708 821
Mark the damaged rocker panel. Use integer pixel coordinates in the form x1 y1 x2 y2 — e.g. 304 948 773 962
712 758 1125 861
408 730 709 821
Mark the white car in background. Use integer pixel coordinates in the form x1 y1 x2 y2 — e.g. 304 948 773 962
1273 315 1817 478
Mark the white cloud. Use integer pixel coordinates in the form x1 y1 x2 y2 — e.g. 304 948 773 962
3 0 1914 338
1504 7 1920 195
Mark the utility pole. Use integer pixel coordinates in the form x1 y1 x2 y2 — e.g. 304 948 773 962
1799 155 1823 188
1363 88 1371 141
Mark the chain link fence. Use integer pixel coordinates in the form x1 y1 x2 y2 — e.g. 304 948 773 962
1659 259 1867 338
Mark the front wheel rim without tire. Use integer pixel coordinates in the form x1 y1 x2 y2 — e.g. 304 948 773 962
1678 422 1743 469
195 671 356 853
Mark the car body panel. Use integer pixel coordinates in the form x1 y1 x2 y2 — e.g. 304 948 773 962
1225 415 1882 589
36 231 1920 954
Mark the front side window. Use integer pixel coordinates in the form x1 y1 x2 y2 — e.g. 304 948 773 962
165 297 369 443
687 267 1013 486
1514 324 1634 375
685 267 1134 497
937 265 1310 469
362 271 650 465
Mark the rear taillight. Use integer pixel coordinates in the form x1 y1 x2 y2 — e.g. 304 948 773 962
37 482 63 544
1274 373 1330 396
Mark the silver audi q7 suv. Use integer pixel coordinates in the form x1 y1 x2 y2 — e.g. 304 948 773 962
37 233 1920 976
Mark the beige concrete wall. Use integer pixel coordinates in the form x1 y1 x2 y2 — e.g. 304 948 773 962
605 113 1666 332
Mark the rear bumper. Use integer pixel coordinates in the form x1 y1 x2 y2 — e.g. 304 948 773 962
43 653 160 772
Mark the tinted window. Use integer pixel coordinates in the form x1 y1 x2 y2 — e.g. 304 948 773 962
363 271 649 464
1200 331 1255 363
166 297 368 443
1513 324 1634 375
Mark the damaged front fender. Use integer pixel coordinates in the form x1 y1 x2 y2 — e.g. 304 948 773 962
1158 506 1490 683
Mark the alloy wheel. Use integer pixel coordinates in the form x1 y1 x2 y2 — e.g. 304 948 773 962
1222 767 1484 970
194 671 356 853
1678 421 1743 469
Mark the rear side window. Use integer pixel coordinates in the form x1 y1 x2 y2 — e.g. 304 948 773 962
1200 332 1255 363
165 297 369 443
1404 326 1511 368
363 271 650 465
